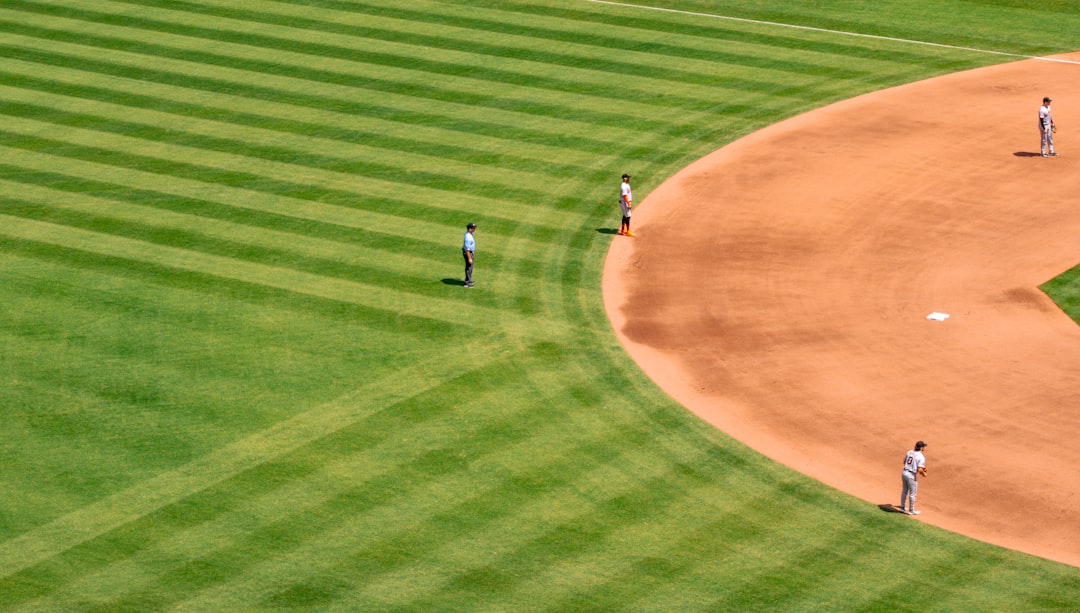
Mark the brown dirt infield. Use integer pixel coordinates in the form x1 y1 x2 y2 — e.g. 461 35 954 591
603 53 1080 567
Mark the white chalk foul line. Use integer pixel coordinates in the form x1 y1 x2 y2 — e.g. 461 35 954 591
587 0 1080 65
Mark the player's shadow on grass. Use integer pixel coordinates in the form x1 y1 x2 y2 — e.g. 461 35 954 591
878 503 908 514
441 278 467 286
596 228 621 235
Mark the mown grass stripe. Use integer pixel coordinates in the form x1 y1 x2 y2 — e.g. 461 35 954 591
252 2 886 102
0 178 472 288
0 249 428 370
750 533 967 612
0 38 654 154
0 121 579 232
0 253 443 483
95 0 907 123
7 1 727 134
0 307 286 419
0 321 364 443
2 164 576 323
433 0 1005 65
3 345 581 608
0 171 563 301
0 323 298 486
0 92 599 213
0 99 573 210
0 31 656 201
297 363 685 606
0 230 469 340
346 431 767 609
0 71 608 183
0 76 605 187
108 0 899 80
38 0 823 86
9 451 396 607
0 7 758 130
0 66 619 176
0 162 520 272
412 3 991 91
9 0 833 107
463 461 762 607
0 191 533 304
161 373 649 607
0 213 567 335
0 148 536 257
209 0 921 80
583 0 1075 58
0 339 521 582
627 525 865 610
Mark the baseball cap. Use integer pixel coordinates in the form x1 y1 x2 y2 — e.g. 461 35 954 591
1044 96 1052 103
622 173 631 179
466 222 476 229
915 441 927 449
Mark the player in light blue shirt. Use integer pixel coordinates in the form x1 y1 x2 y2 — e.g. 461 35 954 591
462 222 476 288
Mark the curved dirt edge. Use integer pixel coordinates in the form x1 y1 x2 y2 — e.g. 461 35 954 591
603 54 1080 567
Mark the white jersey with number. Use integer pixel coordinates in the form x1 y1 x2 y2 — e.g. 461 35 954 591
902 449 925 476
1040 104 1053 128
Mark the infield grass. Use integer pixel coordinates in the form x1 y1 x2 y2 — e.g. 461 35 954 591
1043 263 1080 324
2 0 1080 610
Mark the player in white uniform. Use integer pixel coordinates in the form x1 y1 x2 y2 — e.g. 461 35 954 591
1039 96 1056 157
618 173 634 236
899 441 927 515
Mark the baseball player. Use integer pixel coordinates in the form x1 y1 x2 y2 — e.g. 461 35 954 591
617 173 634 237
1039 96 1056 157
899 441 928 515
462 222 476 288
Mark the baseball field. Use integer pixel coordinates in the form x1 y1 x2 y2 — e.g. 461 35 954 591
1 0 1079 610
605 51 1080 567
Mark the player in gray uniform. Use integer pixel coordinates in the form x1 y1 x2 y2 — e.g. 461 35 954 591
899 441 927 515
1039 96 1056 157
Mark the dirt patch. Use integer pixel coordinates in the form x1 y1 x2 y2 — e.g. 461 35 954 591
603 54 1080 567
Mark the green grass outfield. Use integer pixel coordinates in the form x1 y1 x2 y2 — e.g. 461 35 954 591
2 0 1080 610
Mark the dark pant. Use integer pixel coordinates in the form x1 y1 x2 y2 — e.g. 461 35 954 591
463 249 473 285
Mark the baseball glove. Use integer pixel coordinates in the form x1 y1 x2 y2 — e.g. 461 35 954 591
1052 124 1058 133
